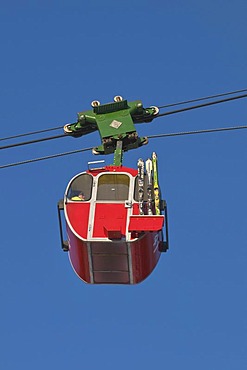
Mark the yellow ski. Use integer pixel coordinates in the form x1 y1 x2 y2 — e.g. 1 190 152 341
152 152 160 215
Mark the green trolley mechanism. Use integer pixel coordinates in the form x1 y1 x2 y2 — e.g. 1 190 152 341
63 95 159 166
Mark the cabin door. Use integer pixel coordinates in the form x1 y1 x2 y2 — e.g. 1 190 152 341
91 173 131 239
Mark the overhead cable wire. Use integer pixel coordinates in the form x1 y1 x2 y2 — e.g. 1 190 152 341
1 124 247 170
147 124 247 139
1 90 247 151
1 88 247 145
156 93 247 118
157 88 247 109
0 147 93 169
0 133 67 150
0 125 65 142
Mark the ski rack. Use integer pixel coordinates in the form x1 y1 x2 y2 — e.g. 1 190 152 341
137 158 145 215
136 153 169 252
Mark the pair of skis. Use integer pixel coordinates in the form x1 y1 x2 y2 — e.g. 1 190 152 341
137 152 160 216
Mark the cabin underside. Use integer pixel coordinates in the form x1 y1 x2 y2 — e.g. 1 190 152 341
67 227 164 284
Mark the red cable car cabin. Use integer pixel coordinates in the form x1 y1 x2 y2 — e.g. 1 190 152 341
58 165 168 284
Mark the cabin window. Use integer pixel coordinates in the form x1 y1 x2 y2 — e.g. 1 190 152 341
67 173 93 201
97 174 130 201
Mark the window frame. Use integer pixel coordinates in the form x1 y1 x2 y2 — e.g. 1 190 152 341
96 173 131 202
66 172 93 202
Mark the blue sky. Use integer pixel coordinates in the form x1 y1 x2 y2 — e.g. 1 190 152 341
0 1 247 369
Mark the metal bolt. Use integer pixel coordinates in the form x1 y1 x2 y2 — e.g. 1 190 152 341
114 95 123 102
91 100 100 107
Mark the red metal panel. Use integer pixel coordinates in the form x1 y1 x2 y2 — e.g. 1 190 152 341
131 232 161 284
65 202 91 283
93 203 127 238
66 225 91 283
128 215 164 231
87 166 138 177
66 202 90 239
132 203 140 215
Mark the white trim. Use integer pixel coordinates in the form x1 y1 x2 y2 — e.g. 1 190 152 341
90 171 133 241
87 242 94 283
64 169 140 243
127 242 134 284
87 176 97 239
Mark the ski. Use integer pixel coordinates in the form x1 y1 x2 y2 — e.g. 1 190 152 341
145 158 153 215
137 158 145 215
152 152 160 215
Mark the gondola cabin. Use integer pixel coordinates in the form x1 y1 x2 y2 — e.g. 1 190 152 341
58 160 168 284
58 97 169 284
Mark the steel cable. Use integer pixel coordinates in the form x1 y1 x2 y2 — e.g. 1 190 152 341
0 133 67 150
147 125 247 139
157 88 247 109
0 147 93 169
1 124 247 169
0 125 64 142
156 93 247 119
